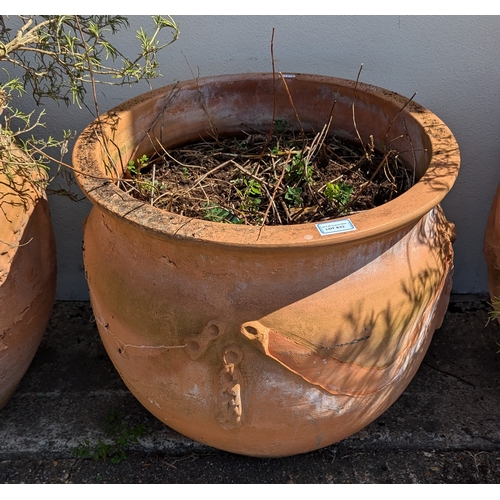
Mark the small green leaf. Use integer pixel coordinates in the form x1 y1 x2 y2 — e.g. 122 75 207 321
284 186 303 207
324 181 353 207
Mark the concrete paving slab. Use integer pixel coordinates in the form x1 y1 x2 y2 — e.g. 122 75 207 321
0 295 499 483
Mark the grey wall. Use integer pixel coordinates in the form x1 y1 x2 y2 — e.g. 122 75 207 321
27 15 500 299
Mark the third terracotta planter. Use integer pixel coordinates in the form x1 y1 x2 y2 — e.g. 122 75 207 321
73 73 460 457
484 182 500 316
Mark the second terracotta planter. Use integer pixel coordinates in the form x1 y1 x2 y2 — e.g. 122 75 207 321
0 142 57 410
73 73 460 457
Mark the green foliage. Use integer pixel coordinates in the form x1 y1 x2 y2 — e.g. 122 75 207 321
140 179 162 198
0 15 179 106
203 202 241 224
284 186 302 207
127 154 149 175
225 176 263 220
241 178 262 209
72 409 147 464
285 151 312 184
324 181 353 209
243 178 262 198
126 155 171 202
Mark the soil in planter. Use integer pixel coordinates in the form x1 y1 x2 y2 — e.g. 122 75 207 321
120 121 415 226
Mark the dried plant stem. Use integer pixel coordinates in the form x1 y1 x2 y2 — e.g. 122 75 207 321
278 72 305 144
342 149 394 213
186 160 233 194
260 151 291 227
259 27 277 163
150 163 156 205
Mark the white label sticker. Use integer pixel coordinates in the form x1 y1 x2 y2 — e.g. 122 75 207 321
316 219 356 235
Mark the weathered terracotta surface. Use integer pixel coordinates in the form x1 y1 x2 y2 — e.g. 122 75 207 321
73 73 460 457
0 144 57 410
484 183 500 310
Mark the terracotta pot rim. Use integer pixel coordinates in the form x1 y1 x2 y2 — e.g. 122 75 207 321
73 72 460 248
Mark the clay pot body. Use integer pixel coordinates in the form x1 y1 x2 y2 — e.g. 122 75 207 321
73 73 460 457
484 183 500 310
0 143 57 410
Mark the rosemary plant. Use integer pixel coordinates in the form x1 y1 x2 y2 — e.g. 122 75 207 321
0 15 179 194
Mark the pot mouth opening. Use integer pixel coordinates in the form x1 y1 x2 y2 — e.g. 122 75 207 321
73 72 460 247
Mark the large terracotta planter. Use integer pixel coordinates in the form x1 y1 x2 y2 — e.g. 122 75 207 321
0 141 57 410
73 73 460 457
484 182 500 313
